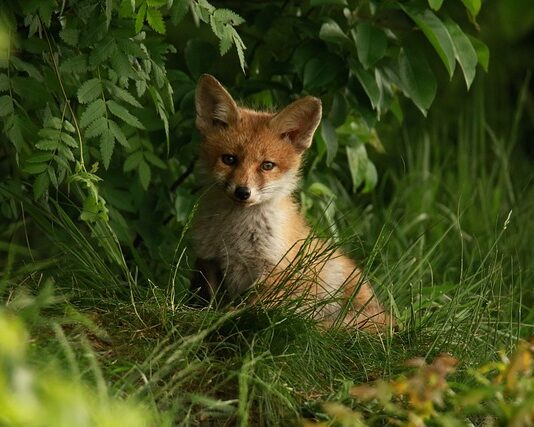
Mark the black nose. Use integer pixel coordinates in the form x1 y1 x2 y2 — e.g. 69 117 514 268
234 186 251 201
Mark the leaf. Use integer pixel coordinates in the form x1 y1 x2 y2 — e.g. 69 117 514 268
363 160 377 193
84 117 108 139
26 152 54 163
354 23 387 69
35 140 59 150
320 19 351 46
60 56 88 73
146 7 166 34
100 129 115 169
138 159 151 190
48 167 58 188
144 151 166 169
171 0 190 25
59 133 78 148
77 79 102 104
0 74 9 92
107 100 144 129
428 0 443 10
353 64 380 110
135 3 147 33
304 58 334 91
469 36 489 72
346 144 368 192
105 0 113 28
0 95 14 117
23 163 48 174
59 28 79 46
80 99 106 129
321 119 338 166
123 151 143 171
108 84 143 108
460 0 481 17
401 5 456 78
398 47 437 115
109 120 129 147
445 18 478 89
212 9 245 26
34 172 49 199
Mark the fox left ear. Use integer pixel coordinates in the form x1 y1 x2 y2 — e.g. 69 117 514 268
195 74 239 134
269 96 322 152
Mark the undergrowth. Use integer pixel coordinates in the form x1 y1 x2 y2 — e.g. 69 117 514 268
1 89 533 426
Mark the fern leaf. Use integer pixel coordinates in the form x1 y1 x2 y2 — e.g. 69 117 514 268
107 100 145 129
146 7 166 34
109 120 130 147
100 128 115 169
84 116 108 139
213 9 245 26
108 83 143 108
80 99 106 129
0 74 9 92
0 95 14 117
59 28 79 46
123 151 143 172
138 159 151 190
78 79 103 104
135 3 147 33
33 172 50 199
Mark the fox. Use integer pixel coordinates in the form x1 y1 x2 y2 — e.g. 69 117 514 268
191 74 394 331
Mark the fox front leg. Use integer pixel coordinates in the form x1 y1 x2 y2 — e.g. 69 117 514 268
190 258 221 305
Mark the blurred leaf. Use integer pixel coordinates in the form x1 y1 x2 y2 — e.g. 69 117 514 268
33 172 50 198
402 5 456 78
346 144 368 192
398 47 437 115
320 119 338 166
138 159 151 190
146 7 166 34
310 0 347 5
185 39 217 79
0 95 14 116
320 19 351 46
354 23 387 69
77 78 102 104
80 99 106 129
100 129 115 169
460 0 481 17
445 18 477 89
353 64 380 110
428 0 443 10
469 36 489 72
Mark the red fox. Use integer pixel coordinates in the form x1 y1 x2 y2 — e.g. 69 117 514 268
191 74 393 331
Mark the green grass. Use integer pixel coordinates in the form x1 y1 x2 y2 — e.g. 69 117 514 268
1 86 533 426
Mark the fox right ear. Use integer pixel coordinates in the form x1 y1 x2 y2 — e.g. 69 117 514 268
195 74 239 133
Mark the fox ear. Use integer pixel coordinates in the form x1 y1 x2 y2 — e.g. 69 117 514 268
196 74 239 133
270 96 322 151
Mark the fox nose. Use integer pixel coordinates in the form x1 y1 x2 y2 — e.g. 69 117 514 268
234 186 251 201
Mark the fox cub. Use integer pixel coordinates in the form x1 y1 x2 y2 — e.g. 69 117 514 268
191 74 393 331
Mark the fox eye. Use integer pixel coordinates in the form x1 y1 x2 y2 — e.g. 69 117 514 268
221 154 237 165
261 161 275 171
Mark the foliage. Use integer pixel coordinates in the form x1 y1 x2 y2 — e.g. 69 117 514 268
304 340 534 426
0 0 488 278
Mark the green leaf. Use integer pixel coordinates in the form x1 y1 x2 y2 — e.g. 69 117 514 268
35 140 59 150
428 0 443 10
363 160 377 193
105 0 113 28
85 117 108 139
59 133 78 148
23 163 48 174
109 120 129 147
146 7 166 34
398 47 437 116
48 167 58 188
107 100 144 129
445 18 478 89
304 58 334 91
353 64 380 110
60 56 88 73
460 0 481 17
328 92 348 127
212 9 245 26
123 151 143 172
138 159 151 190
402 5 456 78
320 119 338 166
26 152 54 163
171 0 190 25
135 3 147 33
0 74 9 92
144 151 166 169
108 84 143 108
346 144 368 192
34 172 49 199
80 99 107 129
100 129 115 169
469 36 489 72
354 23 387 69
0 95 14 117
59 28 79 46
77 79 102 104
319 19 351 46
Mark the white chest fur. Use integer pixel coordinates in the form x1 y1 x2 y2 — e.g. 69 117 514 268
192 196 288 296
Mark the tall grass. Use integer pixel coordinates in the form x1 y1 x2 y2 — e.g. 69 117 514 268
1 85 532 425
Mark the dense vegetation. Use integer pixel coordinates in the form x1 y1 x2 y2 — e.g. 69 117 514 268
1 0 533 426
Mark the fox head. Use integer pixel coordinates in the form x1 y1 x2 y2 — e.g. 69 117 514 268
195 74 322 206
